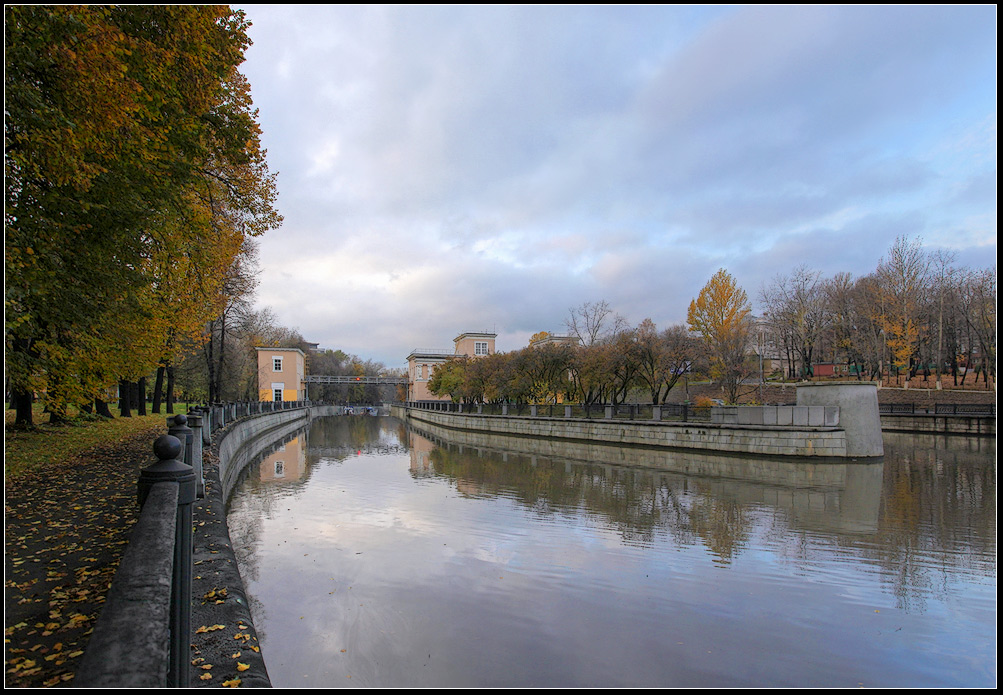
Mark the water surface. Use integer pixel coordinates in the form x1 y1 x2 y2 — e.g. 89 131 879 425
226 416 996 687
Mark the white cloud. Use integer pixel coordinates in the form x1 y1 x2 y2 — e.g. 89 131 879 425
238 5 997 367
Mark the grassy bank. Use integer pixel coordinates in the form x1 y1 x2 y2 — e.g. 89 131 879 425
4 404 193 481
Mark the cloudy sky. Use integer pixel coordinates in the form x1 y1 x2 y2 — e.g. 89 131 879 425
236 5 996 368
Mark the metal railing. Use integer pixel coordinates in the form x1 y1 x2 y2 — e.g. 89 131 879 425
404 401 714 422
879 403 996 416
408 400 995 423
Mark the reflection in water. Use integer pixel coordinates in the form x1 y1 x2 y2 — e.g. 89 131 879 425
227 416 995 688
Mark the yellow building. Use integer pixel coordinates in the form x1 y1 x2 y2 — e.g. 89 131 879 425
255 347 306 402
406 331 496 403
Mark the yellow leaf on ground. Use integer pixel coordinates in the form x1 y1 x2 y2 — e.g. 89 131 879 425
236 662 250 672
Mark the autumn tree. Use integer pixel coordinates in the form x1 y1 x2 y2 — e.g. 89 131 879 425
518 341 574 404
687 269 753 403
958 266 996 387
634 320 698 404
565 300 627 347
874 236 929 376
428 358 469 403
760 265 831 379
5 6 281 426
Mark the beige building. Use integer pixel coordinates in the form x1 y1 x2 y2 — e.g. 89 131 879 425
407 331 496 402
528 332 580 348
256 347 306 402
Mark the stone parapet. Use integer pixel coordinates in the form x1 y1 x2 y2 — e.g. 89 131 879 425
401 407 854 458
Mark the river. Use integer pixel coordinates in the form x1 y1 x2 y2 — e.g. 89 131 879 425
225 415 996 688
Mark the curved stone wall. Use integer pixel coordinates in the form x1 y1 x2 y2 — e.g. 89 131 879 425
395 406 856 458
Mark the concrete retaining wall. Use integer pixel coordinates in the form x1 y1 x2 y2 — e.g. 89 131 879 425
395 382 887 459
216 406 319 500
395 406 852 458
713 405 839 427
189 404 342 688
880 413 995 435
214 406 343 503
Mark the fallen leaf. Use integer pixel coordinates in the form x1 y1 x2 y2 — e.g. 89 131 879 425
196 624 226 633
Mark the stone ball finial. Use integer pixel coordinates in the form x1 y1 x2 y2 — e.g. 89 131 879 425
153 434 183 461
172 413 187 427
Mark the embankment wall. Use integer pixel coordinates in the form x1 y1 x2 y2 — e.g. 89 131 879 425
393 406 855 458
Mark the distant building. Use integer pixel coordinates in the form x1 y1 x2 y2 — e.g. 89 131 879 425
528 331 580 348
750 316 789 378
255 347 306 402
406 330 497 403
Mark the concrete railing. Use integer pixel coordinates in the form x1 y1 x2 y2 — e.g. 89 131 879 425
75 400 312 688
76 431 197 688
711 405 839 427
75 482 179 687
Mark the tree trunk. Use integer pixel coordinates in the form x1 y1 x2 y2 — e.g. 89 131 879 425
119 380 132 417
152 365 165 414
166 366 176 414
215 318 226 403
12 388 34 428
95 398 114 418
137 376 147 416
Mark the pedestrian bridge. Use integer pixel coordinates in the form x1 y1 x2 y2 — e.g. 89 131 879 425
303 375 407 385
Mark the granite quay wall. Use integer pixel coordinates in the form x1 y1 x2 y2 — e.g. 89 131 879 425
76 401 342 689
216 406 312 500
878 413 995 436
394 405 854 458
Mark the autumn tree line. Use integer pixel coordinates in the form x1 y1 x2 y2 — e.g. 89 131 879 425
5 6 283 427
428 236 995 407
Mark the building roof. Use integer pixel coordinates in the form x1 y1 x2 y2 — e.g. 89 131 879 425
407 348 453 360
254 346 306 357
453 331 497 342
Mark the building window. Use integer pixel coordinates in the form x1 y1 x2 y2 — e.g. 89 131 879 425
273 388 283 402
274 460 285 477
475 342 488 355
273 356 283 372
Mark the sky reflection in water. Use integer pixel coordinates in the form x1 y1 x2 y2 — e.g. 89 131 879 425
226 416 996 688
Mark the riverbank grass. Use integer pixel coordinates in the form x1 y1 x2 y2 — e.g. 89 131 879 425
4 404 192 481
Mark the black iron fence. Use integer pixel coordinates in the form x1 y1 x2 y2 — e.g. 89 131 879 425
405 401 716 422
410 400 995 421
880 403 996 416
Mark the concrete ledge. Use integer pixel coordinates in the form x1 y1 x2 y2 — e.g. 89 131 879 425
396 407 852 458
75 483 178 688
